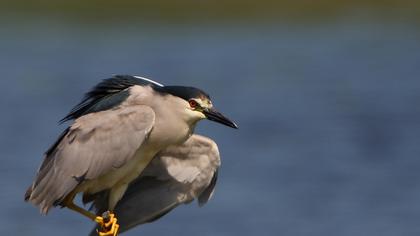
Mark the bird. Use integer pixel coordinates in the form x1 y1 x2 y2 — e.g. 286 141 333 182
88 134 221 235
24 75 237 236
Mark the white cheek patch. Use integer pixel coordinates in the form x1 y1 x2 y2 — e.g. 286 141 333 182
185 108 206 120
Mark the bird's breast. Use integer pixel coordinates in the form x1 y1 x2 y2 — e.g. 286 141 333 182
148 115 195 149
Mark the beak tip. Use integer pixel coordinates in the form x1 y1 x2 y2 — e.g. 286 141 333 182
204 108 238 129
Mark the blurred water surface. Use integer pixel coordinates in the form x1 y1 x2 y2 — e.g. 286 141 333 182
1 12 420 236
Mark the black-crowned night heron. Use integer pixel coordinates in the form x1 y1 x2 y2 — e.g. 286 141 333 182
24 75 237 236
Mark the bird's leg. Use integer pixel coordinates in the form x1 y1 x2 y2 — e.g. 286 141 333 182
61 192 97 220
61 193 119 235
95 211 120 236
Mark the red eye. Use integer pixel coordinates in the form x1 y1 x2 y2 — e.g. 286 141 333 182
189 100 198 108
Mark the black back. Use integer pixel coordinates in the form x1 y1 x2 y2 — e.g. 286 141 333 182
60 75 162 122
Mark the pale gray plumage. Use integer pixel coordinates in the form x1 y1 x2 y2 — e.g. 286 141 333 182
27 105 155 213
89 134 220 235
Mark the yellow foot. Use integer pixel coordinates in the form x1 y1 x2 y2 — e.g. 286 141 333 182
95 211 120 236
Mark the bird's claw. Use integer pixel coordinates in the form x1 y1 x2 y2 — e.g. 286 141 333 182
95 211 120 236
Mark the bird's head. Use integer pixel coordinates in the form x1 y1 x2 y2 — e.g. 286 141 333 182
163 86 238 129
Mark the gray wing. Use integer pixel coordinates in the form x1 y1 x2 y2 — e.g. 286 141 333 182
25 105 155 214
89 134 220 235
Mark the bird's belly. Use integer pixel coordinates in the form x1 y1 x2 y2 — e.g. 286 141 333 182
79 148 157 195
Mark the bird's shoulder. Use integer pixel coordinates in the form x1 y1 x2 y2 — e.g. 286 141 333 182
70 104 155 136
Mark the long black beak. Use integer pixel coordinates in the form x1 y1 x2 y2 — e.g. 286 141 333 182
203 108 238 129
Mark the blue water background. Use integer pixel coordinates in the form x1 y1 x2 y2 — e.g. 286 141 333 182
1 16 420 235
